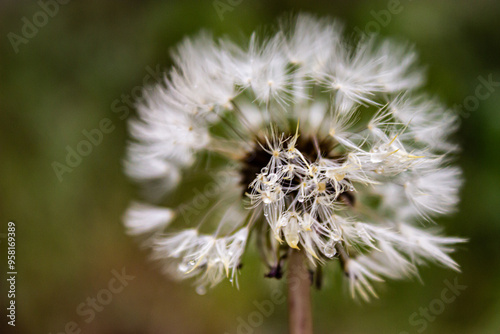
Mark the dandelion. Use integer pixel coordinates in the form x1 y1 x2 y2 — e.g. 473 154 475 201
123 14 465 334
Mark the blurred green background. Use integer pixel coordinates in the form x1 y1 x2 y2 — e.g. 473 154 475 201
1 0 500 333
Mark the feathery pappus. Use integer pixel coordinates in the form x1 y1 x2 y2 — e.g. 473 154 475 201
123 14 464 300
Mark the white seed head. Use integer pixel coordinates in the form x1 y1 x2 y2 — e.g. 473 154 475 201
123 14 464 299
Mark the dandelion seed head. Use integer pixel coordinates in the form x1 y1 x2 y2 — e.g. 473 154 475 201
123 14 464 299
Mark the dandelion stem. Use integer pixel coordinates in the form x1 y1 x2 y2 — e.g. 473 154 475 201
287 250 313 334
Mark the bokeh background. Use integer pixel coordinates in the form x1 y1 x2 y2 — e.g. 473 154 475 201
1 0 500 333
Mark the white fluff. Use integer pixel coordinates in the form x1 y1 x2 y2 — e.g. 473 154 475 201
124 202 175 236
123 14 464 298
